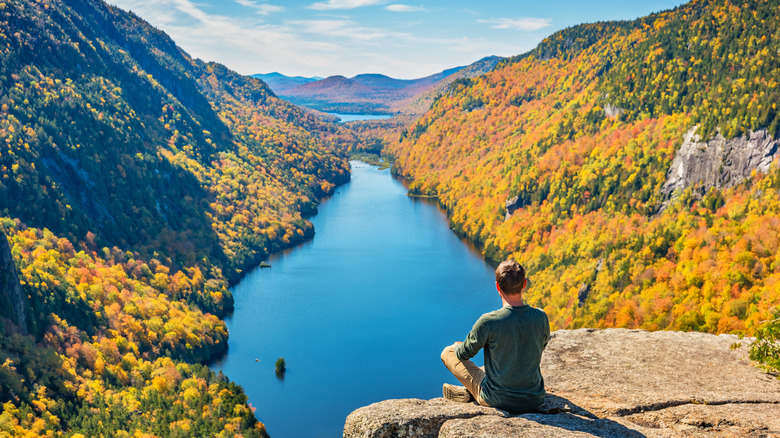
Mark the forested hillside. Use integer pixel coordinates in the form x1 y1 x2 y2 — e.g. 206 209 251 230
0 0 351 435
388 0 780 338
0 0 349 284
1 223 264 436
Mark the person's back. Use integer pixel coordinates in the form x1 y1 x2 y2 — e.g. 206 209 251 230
458 304 549 412
441 260 550 413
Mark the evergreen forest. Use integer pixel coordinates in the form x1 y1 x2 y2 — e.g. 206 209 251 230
0 0 356 435
1 0 780 436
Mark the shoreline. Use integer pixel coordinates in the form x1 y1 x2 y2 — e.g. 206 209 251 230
208 162 355 366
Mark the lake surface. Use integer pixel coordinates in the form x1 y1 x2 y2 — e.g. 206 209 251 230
211 162 499 437
328 112 393 122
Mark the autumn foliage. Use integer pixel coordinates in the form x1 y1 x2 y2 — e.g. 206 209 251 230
1 219 266 436
388 0 780 337
0 0 351 435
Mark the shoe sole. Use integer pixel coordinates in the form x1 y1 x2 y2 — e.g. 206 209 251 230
443 384 473 402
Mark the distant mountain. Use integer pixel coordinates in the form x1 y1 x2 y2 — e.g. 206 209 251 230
276 56 504 116
350 73 410 89
294 75 377 94
252 72 322 94
281 74 392 114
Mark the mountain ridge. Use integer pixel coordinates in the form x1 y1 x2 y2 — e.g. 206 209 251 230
0 0 352 434
387 0 780 339
272 56 503 115
2 0 780 436
251 71 321 94
0 0 350 283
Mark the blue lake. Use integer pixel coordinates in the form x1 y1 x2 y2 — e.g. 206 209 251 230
211 161 499 437
328 113 393 122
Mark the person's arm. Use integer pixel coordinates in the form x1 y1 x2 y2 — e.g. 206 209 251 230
455 318 488 361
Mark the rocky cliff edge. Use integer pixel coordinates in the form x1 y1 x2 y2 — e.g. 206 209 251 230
661 128 780 203
344 328 780 437
0 229 27 334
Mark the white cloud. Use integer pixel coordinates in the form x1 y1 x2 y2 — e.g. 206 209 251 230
112 0 178 25
479 17 551 31
257 4 285 14
386 4 426 12
308 0 385 11
288 19 413 42
109 0 338 70
107 0 546 79
235 0 285 14
171 0 211 22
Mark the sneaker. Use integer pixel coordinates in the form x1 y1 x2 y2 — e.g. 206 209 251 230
442 383 473 403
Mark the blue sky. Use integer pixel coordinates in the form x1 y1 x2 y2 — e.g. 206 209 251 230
108 0 689 79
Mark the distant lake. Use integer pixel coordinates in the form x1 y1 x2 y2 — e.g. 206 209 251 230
328 112 393 122
211 161 499 437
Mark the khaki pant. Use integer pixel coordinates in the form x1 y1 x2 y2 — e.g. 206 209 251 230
440 345 489 406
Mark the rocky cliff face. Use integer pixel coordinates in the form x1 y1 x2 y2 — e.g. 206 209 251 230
0 230 27 334
661 128 780 203
344 329 780 437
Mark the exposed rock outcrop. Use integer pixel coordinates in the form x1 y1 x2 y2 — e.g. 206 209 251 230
661 127 780 204
343 399 508 438
604 104 625 119
577 258 602 307
576 283 590 308
0 229 27 334
344 329 780 437
504 195 525 220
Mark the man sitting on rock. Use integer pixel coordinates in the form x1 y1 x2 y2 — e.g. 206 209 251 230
441 259 550 413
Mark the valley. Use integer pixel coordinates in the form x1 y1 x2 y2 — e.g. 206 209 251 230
1 0 779 436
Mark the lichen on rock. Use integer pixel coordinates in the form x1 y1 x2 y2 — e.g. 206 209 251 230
343 329 780 437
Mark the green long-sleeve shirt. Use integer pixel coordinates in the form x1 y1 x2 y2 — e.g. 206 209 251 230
455 304 550 413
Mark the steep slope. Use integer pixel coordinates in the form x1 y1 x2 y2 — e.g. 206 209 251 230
0 0 351 435
388 0 780 336
0 220 263 436
0 0 349 283
0 228 26 333
394 55 503 116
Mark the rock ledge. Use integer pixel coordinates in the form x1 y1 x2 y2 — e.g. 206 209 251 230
344 329 780 437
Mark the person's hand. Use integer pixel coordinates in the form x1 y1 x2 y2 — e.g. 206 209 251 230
452 341 463 348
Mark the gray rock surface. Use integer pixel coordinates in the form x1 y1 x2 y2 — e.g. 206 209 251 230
0 229 27 334
343 329 780 437
505 195 523 220
439 414 652 438
543 329 779 414
604 104 625 119
343 398 507 438
661 127 780 203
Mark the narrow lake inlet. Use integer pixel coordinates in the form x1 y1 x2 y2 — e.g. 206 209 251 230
212 161 500 437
